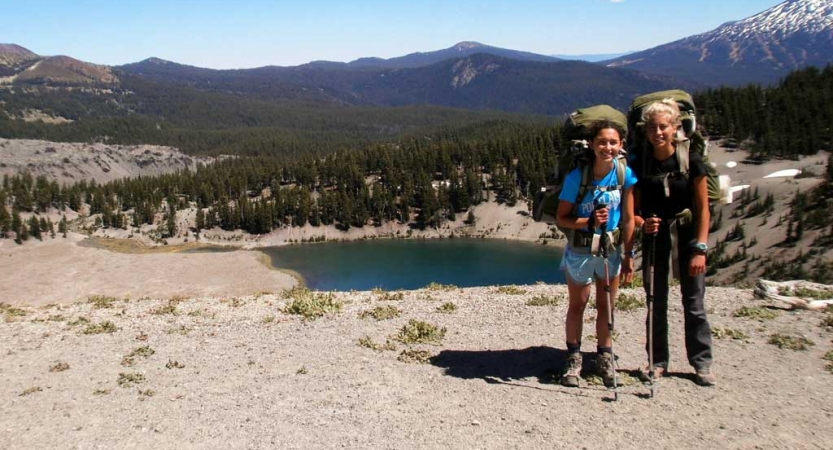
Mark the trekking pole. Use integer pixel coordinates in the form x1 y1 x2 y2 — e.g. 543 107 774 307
596 203 618 401
646 214 658 398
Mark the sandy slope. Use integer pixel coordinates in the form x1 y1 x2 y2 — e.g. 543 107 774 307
1 283 831 449
0 233 296 306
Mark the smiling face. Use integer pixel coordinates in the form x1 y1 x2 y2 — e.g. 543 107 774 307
645 113 679 150
591 127 623 162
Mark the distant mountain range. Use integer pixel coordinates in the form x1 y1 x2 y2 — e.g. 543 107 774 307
602 0 833 86
115 52 687 115
0 0 830 120
340 41 562 69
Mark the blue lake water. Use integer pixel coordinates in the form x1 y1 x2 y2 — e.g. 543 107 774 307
258 238 566 291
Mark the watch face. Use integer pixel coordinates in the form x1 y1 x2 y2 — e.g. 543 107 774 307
695 243 708 251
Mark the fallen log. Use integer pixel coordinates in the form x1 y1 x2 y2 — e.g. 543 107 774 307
754 279 833 312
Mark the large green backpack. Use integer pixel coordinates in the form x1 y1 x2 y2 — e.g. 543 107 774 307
533 104 628 237
626 90 731 205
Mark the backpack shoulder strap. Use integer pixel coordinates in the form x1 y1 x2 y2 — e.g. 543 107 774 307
615 156 626 188
576 163 593 203
676 138 690 175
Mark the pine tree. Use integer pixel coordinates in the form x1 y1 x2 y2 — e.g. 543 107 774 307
59 215 68 237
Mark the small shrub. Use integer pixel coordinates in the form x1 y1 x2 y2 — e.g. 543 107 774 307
624 273 644 289
358 336 397 351
768 333 814 351
779 286 833 300
495 285 527 295
117 372 146 387
68 317 91 327
138 388 155 397
437 302 457 314
824 351 833 374
425 282 458 292
262 315 275 324
733 306 779 321
223 297 245 308
1 303 27 320
128 346 155 358
151 301 179 316
81 321 118 335
585 372 638 387
712 327 748 340
88 295 118 309
93 389 111 395
49 362 70 372
296 366 307 375
397 349 433 364
822 312 833 329
526 294 563 307
616 292 645 312
283 288 343 320
394 320 446 345
377 290 405 301
166 325 191 335
19 386 42 396
166 359 185 369
359 305 401 321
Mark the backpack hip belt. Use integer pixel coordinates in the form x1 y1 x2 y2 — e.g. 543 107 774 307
571 228 621 252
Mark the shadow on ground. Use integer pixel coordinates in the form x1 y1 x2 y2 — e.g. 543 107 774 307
430 346 602 385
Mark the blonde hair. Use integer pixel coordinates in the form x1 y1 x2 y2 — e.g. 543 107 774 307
642 98 681 127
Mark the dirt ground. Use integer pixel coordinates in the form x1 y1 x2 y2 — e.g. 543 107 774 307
1 282 831 449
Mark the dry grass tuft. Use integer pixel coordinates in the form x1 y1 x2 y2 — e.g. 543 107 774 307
768 333 814 351
359 305 401 321
397 349 433 364
282 287 343 320
81 321 118 335
526 294 563 307
394 320 446 345
734 306 779 321
49 362 70 372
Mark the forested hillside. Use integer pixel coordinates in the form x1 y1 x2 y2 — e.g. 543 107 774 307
0 120 559 238
0 75 533 157
696 65 833 159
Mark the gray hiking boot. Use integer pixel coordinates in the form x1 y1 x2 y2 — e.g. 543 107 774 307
695 368 716 387
596 352 619 388
561 353 582 388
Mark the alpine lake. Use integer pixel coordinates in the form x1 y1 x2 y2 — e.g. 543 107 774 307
252 238 566 291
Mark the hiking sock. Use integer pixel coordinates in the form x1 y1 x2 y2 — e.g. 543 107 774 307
567 343 581 354
597 346 612 355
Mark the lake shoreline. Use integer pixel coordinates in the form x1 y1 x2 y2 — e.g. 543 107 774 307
79 232 565 291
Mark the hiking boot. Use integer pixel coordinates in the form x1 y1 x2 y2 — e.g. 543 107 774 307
596 352 619 388
638 365 666 383
561 353 582 388
695 368 716 387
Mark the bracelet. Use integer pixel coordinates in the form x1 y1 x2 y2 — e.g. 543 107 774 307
625 250 637 258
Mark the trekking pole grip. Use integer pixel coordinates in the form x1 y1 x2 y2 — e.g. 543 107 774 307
595 203 609 257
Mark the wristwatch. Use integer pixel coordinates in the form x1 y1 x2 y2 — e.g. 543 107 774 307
693 242 708 254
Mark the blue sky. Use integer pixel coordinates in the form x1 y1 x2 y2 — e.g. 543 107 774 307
2 0 784 69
